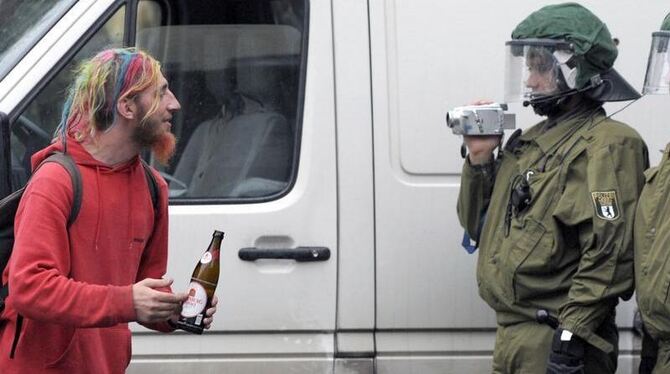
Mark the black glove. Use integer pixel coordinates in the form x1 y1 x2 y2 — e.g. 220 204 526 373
546 328 585 374
639 356 656 374
639 329 658 374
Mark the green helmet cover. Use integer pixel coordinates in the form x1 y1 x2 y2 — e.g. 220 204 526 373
511 2 617 89
662 12 670 31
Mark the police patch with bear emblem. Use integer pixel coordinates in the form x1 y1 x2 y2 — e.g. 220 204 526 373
591 191 620 221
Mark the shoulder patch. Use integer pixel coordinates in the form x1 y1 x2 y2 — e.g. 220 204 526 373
591 191 620 221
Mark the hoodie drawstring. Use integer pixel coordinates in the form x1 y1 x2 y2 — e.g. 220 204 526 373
126 167 136 250
93 166 102 251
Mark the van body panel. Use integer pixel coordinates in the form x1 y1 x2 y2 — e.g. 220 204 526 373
332 0 376 333
369 0 496 330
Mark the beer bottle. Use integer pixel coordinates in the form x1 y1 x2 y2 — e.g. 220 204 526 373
175 230 223 334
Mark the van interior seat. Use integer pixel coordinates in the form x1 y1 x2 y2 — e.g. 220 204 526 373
136 24 303 197
170 54 301 198
136 23 302 167
222 54 301 197
232 54 301 122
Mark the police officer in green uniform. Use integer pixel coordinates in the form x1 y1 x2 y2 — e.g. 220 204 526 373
457 3 649 373
634 12 670 374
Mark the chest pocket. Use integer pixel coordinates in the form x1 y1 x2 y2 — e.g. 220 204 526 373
504 163 565 302
506 217 556 302
524 165 562 215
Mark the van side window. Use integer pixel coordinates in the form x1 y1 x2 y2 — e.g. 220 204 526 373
10 6 126 190
136 0 307 202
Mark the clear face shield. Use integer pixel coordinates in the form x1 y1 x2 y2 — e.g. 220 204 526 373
504 39 576 103
643 31 670 95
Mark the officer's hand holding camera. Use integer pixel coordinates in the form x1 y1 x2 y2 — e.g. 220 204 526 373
446 100 515 164
463 135 501 165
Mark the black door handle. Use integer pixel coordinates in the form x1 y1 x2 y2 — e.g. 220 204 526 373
238 247 330 262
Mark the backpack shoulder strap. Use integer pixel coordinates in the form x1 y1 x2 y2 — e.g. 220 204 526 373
140 159 159 217
5 152 81 358
39 152 82 227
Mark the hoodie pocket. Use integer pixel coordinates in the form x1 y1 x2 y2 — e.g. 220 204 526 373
45 329 78 369
100 325 133 370
19 321 81 369
46 325 132 371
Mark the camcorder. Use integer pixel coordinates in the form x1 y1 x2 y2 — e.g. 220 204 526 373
446 103 516 136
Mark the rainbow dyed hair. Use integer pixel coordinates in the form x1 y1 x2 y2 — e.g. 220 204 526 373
55 47 162 142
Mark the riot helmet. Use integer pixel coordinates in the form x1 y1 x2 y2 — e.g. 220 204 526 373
504 3 640 116
642 13 670 95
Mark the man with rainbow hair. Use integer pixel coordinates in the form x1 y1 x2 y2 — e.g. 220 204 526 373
0 48 217 373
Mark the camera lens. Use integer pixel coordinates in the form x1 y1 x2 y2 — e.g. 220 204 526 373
446 112 458 128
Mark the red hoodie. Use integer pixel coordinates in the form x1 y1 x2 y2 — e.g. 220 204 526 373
0 139 173 373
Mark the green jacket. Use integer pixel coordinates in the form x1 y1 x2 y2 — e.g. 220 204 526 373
635 143 670 342
458 108 648 353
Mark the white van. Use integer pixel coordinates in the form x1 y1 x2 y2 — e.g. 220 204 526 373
1 1 668 373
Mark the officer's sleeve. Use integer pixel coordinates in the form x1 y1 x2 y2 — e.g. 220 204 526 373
553 135 648 353
457 157 497 241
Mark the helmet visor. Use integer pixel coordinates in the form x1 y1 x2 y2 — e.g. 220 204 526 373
643 31 670 95
504 39 575 103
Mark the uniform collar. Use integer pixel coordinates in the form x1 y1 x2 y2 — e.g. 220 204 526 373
518 107 604 154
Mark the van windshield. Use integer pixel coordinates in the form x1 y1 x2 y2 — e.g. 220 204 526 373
0 0 76 81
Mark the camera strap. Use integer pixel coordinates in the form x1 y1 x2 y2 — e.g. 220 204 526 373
524 106 601 173
502 108 600 236
503 128 524 153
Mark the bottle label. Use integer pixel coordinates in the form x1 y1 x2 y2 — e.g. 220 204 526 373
181 281 207 318
200 250 219 264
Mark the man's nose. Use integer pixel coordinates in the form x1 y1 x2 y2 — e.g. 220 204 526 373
525 73 538 89
167 91 181 111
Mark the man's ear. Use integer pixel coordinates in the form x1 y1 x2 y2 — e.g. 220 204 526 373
116 96 137 120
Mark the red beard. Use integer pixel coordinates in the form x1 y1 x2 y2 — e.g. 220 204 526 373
151 130 177 165
132 105 177 166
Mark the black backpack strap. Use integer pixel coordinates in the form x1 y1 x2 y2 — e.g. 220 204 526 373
41 153 82 227
0 286 8 312
140 159 159 217
9 314 22 358
8 152 81 359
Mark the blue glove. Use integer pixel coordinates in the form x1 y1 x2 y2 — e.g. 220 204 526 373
461 231 478 254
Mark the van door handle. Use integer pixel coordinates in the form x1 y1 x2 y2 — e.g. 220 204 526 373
238 247 330 262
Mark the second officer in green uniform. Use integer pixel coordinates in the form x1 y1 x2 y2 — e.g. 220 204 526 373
634 12 670 374
457 3 649 373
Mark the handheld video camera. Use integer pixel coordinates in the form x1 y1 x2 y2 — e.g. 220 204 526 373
446 103 516 135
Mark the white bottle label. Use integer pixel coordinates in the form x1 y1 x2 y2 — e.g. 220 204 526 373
200 252 212 264
181 282 207 318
